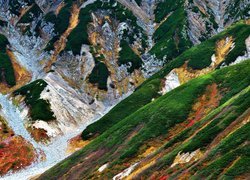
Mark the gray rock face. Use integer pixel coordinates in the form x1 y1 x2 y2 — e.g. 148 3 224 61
35 0 63 13
185 0 250 44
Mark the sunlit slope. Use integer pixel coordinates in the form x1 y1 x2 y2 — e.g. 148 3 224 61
39 51 250 179
81 21 250 141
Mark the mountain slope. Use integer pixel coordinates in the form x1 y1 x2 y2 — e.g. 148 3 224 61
38 22 250 179
39 58 250 180
81 21 250 141
0 0 249 178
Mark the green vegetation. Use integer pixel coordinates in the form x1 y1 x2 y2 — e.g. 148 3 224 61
81 78 160 139
0 20 7 27
154 0 184 23
223 23 250 65
14 80 55 121
87 45 110 90
0 35 16 86
134 0 142 5
19 4 42 23
44 0 74 51
191 124 250 179
223 156 250 178
81 22 250 140
182 89 250 153
150 6 192 60
118 40 142 73
65 0 145 55
152 1 250 63
39 57 250 180
0 35 9 53
88 62 110 90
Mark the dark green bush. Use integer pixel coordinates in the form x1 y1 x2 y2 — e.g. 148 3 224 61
89 62 110 90
118 40 142 73
14 80 55 121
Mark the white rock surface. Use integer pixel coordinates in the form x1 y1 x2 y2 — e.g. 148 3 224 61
171 149 202 167
113 162 139 180
40 72 99 136
1 26 48 79
159 70 180 95
98 163 109 173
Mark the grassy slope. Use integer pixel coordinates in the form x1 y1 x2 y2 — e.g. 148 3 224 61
140 84 250 179
150 5 192 60
150 0 192 60
81 22 250 140
39 58 250 179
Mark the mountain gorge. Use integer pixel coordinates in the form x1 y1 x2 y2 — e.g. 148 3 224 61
0 0 249 179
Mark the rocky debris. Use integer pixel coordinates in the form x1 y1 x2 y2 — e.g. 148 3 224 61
194 0 230 31
171 149 203 167
88 12 144 97
212 36 235 66
0 25 48 79
45 3 81 72
159 70 180 95
81 0 97 9
185 1 216 44
0 0 249 178
140 0 156 48
113 162 139 180
33 120 59 138
185 0 250 45
35 0 63 13
141 53 163 78
54 45 95 92
116 0 150 24
39 72 103 137
0 94 36 145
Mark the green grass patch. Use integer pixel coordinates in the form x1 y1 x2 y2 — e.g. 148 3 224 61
14 80 55 121
88 62 110 90
19 4 42 23
118 40 142 73
150 7 192 61
82 22 250 141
